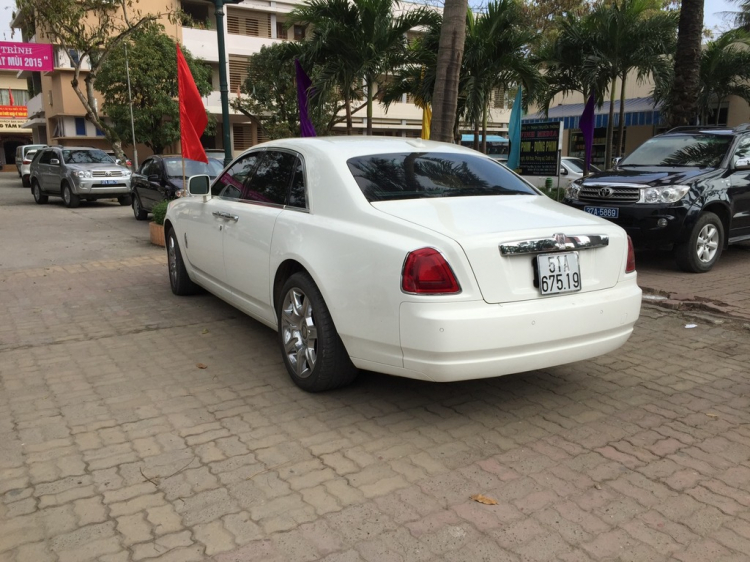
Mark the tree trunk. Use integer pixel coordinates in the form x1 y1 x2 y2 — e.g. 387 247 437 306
668 0 704 126
481 102 488 154
716 96 723 125
604 76 617 169
473 121 479 150
616 74 627 159
366 75 373 136
431 0 468 142
345 95 353 135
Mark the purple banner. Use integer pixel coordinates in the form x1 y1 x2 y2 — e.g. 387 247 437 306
0 42 54 72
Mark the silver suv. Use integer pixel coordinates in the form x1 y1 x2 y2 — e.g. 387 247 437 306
29 146 132 208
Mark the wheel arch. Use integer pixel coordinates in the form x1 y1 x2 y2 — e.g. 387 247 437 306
700 203 730 247
273 259 309 314
164 218 174 235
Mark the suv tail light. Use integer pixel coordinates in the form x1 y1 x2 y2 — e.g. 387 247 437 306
625 236 636 273
402 248 460 294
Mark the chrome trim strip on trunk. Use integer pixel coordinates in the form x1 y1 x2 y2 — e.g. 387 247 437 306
500 234 609 256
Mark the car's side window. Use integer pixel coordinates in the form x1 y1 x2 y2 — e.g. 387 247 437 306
288 157 307 209
733 136 750 165
242 151 296 205
212 152 261 198
38 150 52 165
139 159 153 175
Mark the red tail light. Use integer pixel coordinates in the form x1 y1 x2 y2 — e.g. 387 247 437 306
625 236 636 273
402 248 460 294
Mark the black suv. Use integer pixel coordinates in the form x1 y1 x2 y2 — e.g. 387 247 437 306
563 126 750 272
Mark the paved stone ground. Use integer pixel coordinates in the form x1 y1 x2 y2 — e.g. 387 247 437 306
2 174 750 562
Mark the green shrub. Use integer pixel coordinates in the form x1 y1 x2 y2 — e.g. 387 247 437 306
151 199 169 226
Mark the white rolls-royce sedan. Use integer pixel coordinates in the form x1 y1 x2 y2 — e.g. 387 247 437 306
165 137 641 392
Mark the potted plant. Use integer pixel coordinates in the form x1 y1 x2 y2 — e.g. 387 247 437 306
150 200 169 247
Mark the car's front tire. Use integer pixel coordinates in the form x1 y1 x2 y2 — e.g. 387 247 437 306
62 182 80 208
675 212 724 273
132 195 148 220
32 180 48 204
166 227 200 296
277 272 358 392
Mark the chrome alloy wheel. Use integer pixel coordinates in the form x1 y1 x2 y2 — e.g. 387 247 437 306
133 197 140 218
696 223 719 263
281 287 318 378
63 186 70 205
167 234 178 287
33 184 40 201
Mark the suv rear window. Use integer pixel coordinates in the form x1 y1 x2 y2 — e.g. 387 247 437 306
347 152 537 202
621 134 733 168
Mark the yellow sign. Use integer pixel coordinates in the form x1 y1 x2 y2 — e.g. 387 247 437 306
0 119 31 132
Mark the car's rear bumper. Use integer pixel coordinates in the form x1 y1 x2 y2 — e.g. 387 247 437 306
394 277 641 382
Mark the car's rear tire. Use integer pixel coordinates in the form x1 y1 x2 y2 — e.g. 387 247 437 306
32 181 48 204
675 212 724 273
166 227 200 296
277 272 358 392
21 175 30 187
132 195 148 220
118 195 132 206
62 182 80 208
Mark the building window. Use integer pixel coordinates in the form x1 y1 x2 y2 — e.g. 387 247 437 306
276 22 286 40
96 128 105 137
75 117 86 136
233 124 254 151
227 9 271 38
229 56 251 92
294 25 305 41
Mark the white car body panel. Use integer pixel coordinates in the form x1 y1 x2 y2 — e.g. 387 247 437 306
166 137 641 384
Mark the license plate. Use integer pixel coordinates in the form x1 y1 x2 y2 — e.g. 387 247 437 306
99 180 119 185
584 206 619 218
537 252 581 295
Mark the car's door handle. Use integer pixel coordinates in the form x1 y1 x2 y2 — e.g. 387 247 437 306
212 211 239 222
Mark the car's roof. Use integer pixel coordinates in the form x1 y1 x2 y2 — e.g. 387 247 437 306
53 146 102 151
255 136 477 159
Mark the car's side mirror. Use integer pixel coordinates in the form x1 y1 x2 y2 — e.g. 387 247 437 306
188 174 211 198
50 158 60 166
612 157 622 169
735 158 750 170
561 168 568 175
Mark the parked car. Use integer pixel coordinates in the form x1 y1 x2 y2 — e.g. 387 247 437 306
164 137 641 392
130 156 224 220
29 146 132 208
523 157 601 190
19 148 41 187
16 143 46 184
105 150 133 169
563 125 750 272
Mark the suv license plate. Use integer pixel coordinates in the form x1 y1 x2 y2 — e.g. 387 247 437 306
100 180 118 185
537 252 581 295
584 206 619 218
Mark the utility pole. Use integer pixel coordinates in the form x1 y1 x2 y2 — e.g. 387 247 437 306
124 43 138 169
214 0 242 167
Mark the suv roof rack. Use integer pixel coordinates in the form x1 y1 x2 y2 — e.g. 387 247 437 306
665 125 730 134
733 123 750 132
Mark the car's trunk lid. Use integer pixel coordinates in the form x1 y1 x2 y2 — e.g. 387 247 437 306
372 195 626 304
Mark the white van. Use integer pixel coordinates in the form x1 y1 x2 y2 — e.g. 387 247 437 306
16 144 46 184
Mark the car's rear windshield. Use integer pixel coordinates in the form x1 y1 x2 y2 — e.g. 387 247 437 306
621 134 733 168
63 149 114 164
164 158 223 178
347 152 537 202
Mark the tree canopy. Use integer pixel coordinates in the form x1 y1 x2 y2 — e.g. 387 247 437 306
97 22 213 155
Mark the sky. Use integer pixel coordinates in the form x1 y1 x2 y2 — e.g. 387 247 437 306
0 0 740 43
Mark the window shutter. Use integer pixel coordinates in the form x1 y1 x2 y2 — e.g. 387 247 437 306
233 124 253 151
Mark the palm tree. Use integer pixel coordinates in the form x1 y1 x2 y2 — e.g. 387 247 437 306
289 0 437 135
587 0 677 167
654 29 750 125
431 0 469 142
668 0 704 127
463 0 542 153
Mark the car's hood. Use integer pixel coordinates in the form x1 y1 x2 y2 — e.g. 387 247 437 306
67 163 130 172
582 167 714 187
372 195 627 304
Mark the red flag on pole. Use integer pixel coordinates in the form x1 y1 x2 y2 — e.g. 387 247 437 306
176 44 208 163
8 89 14 106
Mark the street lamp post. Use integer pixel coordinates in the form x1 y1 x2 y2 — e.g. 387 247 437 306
124 43 138 169
213 0 241 167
